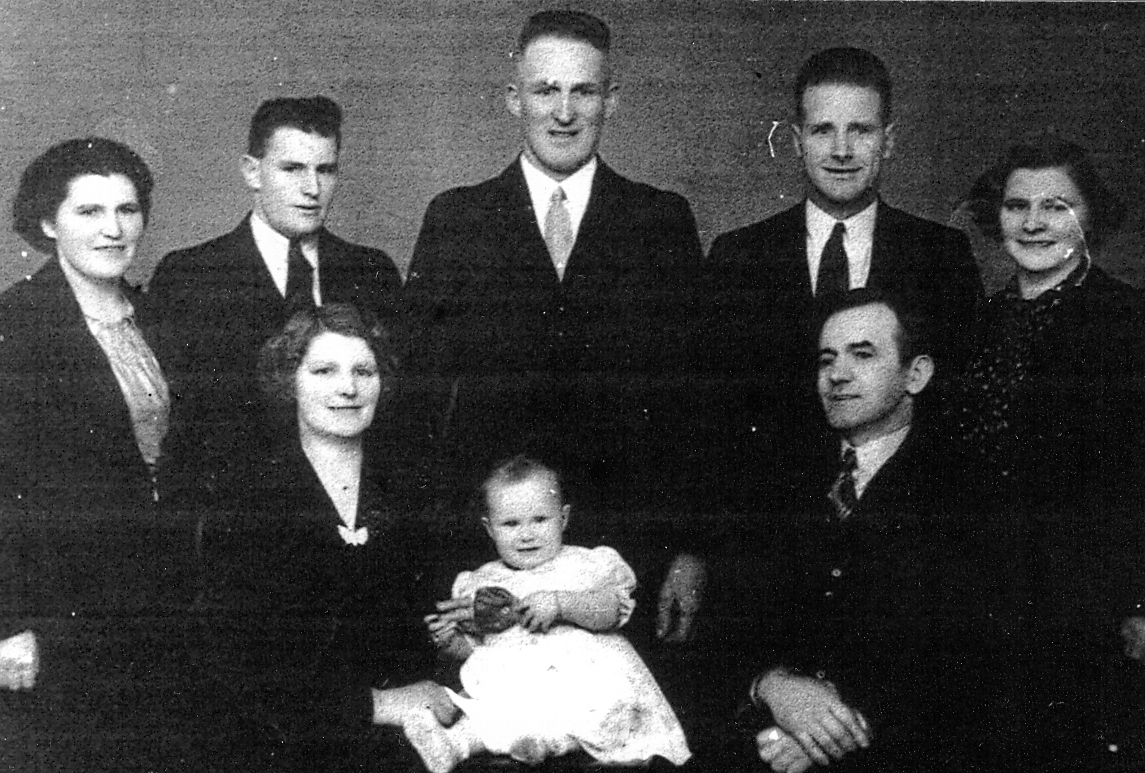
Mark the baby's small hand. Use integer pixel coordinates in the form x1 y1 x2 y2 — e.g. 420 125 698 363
519 592 561 633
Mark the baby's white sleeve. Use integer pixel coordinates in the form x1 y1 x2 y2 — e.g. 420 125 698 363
588 546 638 627
452 570 476 600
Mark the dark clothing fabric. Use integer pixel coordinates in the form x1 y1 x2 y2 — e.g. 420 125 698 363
195 433 443 772
0 259 158 511
948 266 1145 770
147 216 403 508
715 420 990 773
403 159 704 518
0 259 197 771
701 201 983 511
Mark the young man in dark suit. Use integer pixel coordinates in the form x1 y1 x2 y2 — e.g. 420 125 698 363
405 12 702 523
149 96 402 505
724 289 987 773
702 47 983 509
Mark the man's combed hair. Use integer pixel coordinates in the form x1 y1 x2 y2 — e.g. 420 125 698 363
815 288 932 365
795 47 892 125
13 137 153 255
247 95 343 158
516 9 610 55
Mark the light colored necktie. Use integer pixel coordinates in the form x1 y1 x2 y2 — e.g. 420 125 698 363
544 186 574 279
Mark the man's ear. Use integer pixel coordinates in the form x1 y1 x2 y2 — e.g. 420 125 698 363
505 83 522 119
791 123 805 159
559 503 571 531
882 122 896 160
40 218 57 242
482 517 493 538
603 82 619 121
240 154 262 193
904 353 934 396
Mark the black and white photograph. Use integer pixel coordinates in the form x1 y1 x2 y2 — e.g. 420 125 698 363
0 2 1143 771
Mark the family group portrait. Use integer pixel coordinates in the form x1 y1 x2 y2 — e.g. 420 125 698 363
1 1 1144 772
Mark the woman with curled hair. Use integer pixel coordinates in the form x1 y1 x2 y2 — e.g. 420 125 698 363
197 302 456 772
952 138 1145 769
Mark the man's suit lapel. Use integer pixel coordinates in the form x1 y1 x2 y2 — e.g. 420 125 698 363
851 425 926 527
566 161 621 284
776 203 813 299
492 162 561 288
867 201 910 289
227 216 285 305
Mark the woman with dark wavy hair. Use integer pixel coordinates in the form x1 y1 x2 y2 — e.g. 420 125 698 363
953 138 1145 769
196 302 456 772
3 136 166 508
0 138 193 771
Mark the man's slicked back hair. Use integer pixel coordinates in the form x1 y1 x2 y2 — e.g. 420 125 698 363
795 47 892 125
247 95 343 158
516 9 610 55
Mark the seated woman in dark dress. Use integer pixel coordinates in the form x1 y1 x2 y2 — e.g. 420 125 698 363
196 302 457 772
952 138 1145 770
0 138 194 771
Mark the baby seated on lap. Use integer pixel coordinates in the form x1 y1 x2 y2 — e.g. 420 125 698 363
422 455 691 771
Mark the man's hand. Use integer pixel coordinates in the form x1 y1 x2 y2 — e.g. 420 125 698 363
656 552 706 643
0 630 38 691
375 681 462 773
520 591 561 632
755 669 870 765
1121 616 1145 661
372 680 459 727
425 597 469 645
756 726 814 773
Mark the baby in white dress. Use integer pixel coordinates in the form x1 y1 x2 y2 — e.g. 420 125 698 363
424 455 691 770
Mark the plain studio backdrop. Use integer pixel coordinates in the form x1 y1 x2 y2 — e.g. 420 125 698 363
0 0 1143 296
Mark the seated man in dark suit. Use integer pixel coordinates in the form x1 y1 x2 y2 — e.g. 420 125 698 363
724 289 987 773
703 47 983 509
149 95 402 505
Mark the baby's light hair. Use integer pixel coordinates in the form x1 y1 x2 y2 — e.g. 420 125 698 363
479 454 563 519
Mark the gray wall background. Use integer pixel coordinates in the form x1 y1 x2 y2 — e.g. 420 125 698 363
1 0 1143 295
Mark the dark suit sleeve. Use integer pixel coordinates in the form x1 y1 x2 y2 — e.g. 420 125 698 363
933 227 984 378
404 193 461 381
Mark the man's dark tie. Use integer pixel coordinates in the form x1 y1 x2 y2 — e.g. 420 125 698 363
828 445 858 520
816 221 849 296
286 239 315 309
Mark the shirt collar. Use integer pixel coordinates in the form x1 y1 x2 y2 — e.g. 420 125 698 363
520 153 597 236
805 198 878 293
844 422 911 498
249 210 319 300
806 197 878 240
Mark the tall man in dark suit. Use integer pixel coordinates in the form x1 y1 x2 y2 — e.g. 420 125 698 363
150 96 402 504
703 47 983 507
726 290 986 773
405 10 703 516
